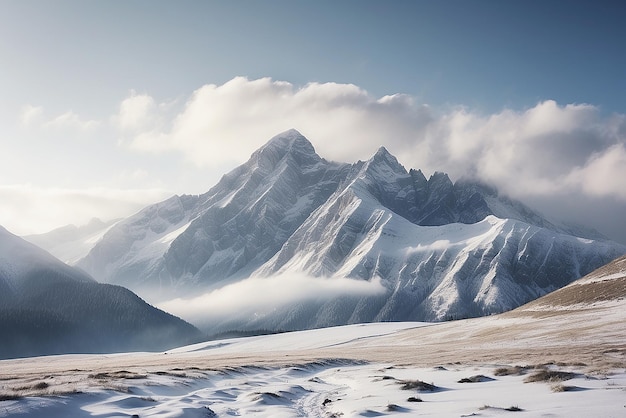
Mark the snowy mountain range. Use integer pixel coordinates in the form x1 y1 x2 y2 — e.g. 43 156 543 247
0 226 203 359
27 129 626 333
25 217 119 265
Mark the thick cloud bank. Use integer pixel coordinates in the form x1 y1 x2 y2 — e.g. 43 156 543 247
158 274 386 329
9 77 625 243
117 77 626 204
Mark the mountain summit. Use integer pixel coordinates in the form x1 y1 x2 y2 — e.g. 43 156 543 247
36 130 625 333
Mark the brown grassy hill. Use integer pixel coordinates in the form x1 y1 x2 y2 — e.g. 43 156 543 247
511 254 626 311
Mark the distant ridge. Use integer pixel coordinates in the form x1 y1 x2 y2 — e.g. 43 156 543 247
24 217 119 264
0 226 204 359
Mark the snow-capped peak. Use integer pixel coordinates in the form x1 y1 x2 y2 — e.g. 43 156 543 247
358 146 409 186
369 146 406 171
262 128 315 154
269 128 306 142
374 145 392 157
250 129 321 169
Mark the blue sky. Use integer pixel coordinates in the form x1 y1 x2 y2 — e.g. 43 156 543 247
1 0 626 243
3 1 625 113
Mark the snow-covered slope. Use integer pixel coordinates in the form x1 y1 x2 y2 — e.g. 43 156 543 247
253 214 620 328
0 226 203 359
77 129 351 297
69 130 624 331
0 226 94 301
75 194 201 294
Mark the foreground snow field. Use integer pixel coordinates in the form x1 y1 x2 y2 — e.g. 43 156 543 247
2 359 624 417
1 256 625 417
0 311 624 417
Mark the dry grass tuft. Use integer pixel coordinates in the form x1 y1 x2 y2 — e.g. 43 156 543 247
505 405 523 411
524 370 577 383
386 403 404 411
398 379 438 391
12 381 50 392
89 371 147 380
458 375 494 383
371 375 396 382
155 371 187 378
555 361 587 367
94 382 133 393
0 393 22 401
551 384 581 392
480 404 523 412
494 366 528 376
32 382 49 390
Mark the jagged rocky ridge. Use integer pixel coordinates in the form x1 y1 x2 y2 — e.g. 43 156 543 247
66 129 624 331
0 226 203 359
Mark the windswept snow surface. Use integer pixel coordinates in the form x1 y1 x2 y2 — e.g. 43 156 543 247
1 311 624 418
2 361 624 418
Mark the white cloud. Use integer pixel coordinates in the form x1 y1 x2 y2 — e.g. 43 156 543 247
565 144 626 199
19 105 100 132
44 111 100 131
0 185 172 235
119 77 433 167
11 77 626 242
158 274 386 325
426 100 621 197
114 90 158 132
20 104 44 127
115 77 626 205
